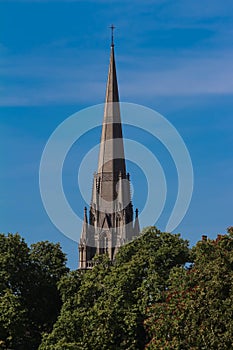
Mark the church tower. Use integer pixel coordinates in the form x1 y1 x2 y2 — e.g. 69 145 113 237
78 32 140 269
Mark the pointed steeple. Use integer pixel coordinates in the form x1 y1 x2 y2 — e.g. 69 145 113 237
104 44 119 103
97 42 126 177
134 208 140 236
78 207 88 269
78 33 139 269
80 206 88 241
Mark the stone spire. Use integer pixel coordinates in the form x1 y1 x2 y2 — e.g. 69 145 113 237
97 43 126 178
78 35 139 269
78 207 88 269
134 208 140 237
80 207 88 241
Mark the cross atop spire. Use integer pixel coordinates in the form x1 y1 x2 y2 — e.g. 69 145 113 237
110 24 115 47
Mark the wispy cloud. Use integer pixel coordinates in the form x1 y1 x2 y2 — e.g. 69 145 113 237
1 42 233 106
1 0 233 106
120 51 233 98
0 46 106 105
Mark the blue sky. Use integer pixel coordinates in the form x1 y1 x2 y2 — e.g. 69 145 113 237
1 0 233 269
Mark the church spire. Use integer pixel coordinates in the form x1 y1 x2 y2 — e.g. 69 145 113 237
134 208 140 236
78 33 139 269
97 35 126 178
80 206 88 241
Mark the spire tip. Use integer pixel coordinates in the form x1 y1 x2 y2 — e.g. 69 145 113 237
110 24 115 47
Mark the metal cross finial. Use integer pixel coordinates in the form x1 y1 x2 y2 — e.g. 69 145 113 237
110 24 115 46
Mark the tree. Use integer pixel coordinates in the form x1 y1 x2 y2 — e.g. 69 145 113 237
0 289 27 349
145 230 233 349
0 233 69 350
28 241 69 335
30 241 68 281
0 233 31 295
0 233 32 349
39 227 190 350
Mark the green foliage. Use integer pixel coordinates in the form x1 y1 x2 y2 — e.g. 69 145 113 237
39 227 190 350
58 270 82 304
2 227 231 349
30 241 68 281
0 233 31 295
0 233 68 350
28 241 69 335
0 289 27 349
145 232 233 349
